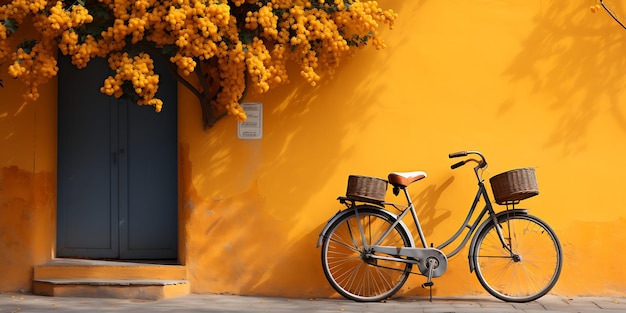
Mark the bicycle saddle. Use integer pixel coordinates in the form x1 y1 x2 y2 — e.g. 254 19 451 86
388 171 427 188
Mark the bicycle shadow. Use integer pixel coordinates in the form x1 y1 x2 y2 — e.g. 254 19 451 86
214 179 459 299
407 177 455 239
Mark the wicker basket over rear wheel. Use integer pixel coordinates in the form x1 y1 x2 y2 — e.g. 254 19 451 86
345 175 388 204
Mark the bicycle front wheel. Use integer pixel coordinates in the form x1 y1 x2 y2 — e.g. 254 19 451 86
472 213 562 302
320 207 413 302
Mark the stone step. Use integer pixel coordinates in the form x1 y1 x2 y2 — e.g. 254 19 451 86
33 259 189 300
33 279 190 300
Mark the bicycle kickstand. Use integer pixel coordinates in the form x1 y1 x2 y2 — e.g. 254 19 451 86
421 258 436 302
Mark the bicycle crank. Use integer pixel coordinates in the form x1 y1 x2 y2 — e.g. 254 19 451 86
370 246 448 277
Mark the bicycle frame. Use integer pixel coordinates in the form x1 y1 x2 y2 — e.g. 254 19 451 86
318 151 562 303
380 164 518 263
381 176 495 256
318 155 523 277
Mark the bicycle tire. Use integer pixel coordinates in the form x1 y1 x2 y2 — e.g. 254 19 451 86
472 213 562 302
320 206 413 302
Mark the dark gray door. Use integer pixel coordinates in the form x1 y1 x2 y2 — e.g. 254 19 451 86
57 55 178 260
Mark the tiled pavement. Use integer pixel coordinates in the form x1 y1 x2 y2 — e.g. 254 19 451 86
1 293 625 312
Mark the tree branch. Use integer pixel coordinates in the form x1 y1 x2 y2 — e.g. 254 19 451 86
600 0 626 30
195 60 210 98
171 62 203 100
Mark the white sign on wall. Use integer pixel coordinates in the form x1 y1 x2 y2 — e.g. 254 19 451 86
238 102 263 139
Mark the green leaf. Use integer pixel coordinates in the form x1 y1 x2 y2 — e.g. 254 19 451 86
90 3 111 19
311 1 323 10
84 22 109 39
273 9 285 17
343 0 351 10
121 81 141 102
239 29 256 45
18 39 37 53
161 44 179 55
2 18 18 34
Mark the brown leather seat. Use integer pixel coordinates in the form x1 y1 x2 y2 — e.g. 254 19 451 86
388 171 427 188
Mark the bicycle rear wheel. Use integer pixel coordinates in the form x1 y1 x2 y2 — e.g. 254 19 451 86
320 207 413 302
472 213 562 302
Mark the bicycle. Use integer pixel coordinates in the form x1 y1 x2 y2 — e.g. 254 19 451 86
316 151 562 303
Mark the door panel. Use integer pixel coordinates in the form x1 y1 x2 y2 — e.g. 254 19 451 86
121 66 178 259
57 56 119 258
57 55 177 260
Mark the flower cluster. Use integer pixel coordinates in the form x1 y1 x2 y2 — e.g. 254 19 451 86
216 40 247 121
7 43 58 100
1 0 94 100
0 23 9 61
589 2 602 13
0 0 47 23
0 0 397 125
241 1 397 88
100 52 163 112
245 5 279 38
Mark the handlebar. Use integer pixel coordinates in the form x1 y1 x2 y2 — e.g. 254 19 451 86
448 150 487 170
448 151 468 158
450 160 466 169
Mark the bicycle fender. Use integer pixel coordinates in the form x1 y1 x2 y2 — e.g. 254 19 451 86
316 205 416 248
467 209 529 273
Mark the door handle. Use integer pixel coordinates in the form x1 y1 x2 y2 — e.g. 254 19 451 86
112 148 126 165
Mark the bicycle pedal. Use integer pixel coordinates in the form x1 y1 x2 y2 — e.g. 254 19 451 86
422 282 434 302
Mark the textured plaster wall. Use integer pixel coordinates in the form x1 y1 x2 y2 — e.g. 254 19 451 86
0 26 57 291
0 0 624 298
178 0 626 298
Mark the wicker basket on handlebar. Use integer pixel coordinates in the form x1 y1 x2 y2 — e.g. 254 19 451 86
346 175 388 204
489 168 539 205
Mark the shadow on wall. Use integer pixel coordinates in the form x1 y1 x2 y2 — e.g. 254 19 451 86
178 2 427 299
0 53 56 292
0 71 35 168
500 1 626 155
178 0 626 298
181 66 397 297
178 1 499 298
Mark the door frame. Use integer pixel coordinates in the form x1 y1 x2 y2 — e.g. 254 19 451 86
56 54 179 261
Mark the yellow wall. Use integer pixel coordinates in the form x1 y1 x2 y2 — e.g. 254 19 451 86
1 0 625 299
0 23 57 291
179 0 626 298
